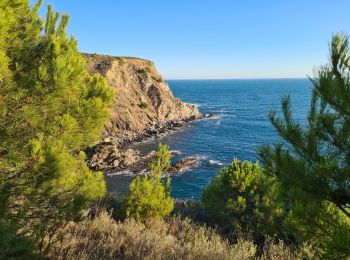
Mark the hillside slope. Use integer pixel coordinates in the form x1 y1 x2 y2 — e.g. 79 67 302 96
83 53 202 146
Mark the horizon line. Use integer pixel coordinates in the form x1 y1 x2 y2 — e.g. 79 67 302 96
164 77 309 81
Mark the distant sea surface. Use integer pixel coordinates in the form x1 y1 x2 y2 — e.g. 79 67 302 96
107 79 312 200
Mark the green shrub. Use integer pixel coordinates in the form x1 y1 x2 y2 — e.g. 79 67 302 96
125 144 174 221
140 100 149 108
0 222 36 259
115 57 125 65
152 75 163 83
285 199 350 259
137 68 147 74
202 159 283 240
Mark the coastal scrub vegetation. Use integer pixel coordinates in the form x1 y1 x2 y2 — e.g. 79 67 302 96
125 143 174 220
202 159 284 242
0 0 113 257
51 211 315 259
259 33 350 258
1 0 349 259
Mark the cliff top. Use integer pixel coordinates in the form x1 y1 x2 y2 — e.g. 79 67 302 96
82 52 157 76
82 51 202 144
82 52 154 64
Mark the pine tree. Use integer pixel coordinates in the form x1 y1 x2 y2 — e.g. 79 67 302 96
0 0 113 254
125 143 174 221
202 159 283 241
259 33 350 258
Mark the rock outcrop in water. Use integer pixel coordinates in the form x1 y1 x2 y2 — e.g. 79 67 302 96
169 157 200 175
83 54 203 172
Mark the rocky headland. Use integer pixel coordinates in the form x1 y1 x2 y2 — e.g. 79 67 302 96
83 53 205 175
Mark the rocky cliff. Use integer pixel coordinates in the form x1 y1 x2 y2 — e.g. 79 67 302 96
83 54 203 147
83 53 203 172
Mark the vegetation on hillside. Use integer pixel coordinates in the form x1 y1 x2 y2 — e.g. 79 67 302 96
0 0 113 257
1 0 349 259
125 143 174 220
51 212 315 259
202 159 284 242
259 34 350 258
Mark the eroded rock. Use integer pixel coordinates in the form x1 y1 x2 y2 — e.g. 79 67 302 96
83 53 203 147
83 53 207 175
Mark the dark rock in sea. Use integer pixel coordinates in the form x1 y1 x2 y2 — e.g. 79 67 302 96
206 113 217 119
83 54 206 174
88 139 189 176
169 157 200 175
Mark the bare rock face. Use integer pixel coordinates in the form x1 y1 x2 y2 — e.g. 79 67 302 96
83 54 203 147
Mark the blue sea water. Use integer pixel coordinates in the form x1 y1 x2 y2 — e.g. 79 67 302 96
106 79 312 200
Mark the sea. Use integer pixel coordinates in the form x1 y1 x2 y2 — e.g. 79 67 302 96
106 79 312 200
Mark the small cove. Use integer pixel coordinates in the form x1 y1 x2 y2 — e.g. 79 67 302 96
106 79 312 200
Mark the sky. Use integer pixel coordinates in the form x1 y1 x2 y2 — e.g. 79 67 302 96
30 0 350 79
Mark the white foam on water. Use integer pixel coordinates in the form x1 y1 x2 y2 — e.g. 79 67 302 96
209 160 223 166
107 170 134 177
170 150 183 155
164 167 195 178
107 168 148 177
139 169 148 175
193 154 208 161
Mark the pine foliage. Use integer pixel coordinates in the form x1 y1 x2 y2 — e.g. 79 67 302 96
0 0 113 254
259 33 350 258
202 159 283 241
125 143 174 221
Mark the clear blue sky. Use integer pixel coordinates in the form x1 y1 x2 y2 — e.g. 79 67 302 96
31 0 350 79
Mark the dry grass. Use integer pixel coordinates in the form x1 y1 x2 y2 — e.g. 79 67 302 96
50 212 315 260
261 238 316 260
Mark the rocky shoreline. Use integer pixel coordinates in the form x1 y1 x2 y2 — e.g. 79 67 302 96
109 117 200 149
86 115 216 177
83 53 216 176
